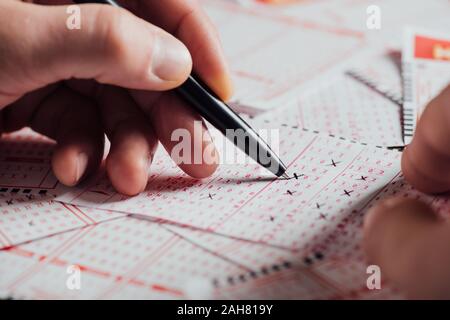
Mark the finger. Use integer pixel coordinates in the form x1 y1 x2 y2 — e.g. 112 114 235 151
1 84 59 132
402 85 450 193
29 86 104 186
363 197 450 299
141 91 219 179
90 85 159 196
130 0 234 100
0 1 192 107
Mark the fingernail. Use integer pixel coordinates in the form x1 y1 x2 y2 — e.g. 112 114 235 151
75 152 88 183
151 35 192 82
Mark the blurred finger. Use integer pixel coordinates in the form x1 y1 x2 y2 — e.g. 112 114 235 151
363 197 450 299
402 85 450 193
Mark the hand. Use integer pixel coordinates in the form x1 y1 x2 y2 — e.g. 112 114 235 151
0 0 233 195
363 84 450 299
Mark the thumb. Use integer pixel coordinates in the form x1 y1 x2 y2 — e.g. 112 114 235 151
363 197 450 299
401 85 450 193
0 2 192 106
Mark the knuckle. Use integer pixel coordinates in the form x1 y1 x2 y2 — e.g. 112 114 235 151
94 6 130 61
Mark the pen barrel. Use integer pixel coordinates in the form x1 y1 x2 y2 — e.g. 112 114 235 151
177 76 287 177
73 0 120 6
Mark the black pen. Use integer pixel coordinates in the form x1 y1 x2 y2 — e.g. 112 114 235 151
73 0 288 178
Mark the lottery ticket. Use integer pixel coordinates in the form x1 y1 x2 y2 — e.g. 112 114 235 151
402 27 450 144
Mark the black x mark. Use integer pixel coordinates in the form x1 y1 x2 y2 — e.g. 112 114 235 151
293 173 303 180
329 159 340 167
201 193 216 200
318 213 328 220
283 173 304 181
342 190 353 197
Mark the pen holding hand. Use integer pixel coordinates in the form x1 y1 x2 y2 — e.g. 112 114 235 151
75 0 288 178
0 0 233 195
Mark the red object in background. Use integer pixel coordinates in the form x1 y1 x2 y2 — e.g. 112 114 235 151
414 35 450 61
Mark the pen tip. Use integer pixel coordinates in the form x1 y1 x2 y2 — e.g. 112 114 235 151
281 172 290 179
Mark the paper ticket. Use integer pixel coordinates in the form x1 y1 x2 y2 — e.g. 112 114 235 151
402 27 450 144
